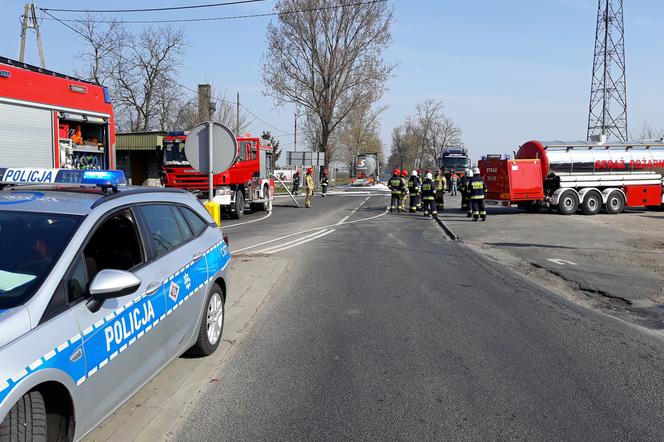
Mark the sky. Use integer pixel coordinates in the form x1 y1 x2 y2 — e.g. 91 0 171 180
2 0 664 161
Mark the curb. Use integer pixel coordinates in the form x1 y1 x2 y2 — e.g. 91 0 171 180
434 215 459 241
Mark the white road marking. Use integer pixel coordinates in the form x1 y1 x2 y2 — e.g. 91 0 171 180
232 205 389 254
336 195 371 225
259 229 336 254
253 230 329 254
547 258 579 266
223 209 272 230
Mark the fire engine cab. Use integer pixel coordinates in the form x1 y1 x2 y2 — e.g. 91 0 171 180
0 56 116 171
161 132 274 218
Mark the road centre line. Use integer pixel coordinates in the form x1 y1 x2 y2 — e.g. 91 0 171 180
232 206 389 254
336 195 371 225
256 229 336 254
223 209 272 230
254 230 330 254
273 191 385 198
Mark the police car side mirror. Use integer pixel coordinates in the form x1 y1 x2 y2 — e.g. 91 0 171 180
89 269 142 301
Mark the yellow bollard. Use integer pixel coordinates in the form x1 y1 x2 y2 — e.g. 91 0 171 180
204 200 222 227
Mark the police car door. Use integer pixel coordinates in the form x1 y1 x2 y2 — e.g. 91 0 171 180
136 204 210 359
67 208 166 431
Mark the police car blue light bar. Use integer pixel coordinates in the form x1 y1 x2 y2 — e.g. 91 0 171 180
0 168 127 189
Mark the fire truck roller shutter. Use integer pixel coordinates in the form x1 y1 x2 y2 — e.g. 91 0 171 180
0 102 53 168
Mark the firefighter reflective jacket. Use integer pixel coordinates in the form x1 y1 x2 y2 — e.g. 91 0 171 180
321 175 329 187
305 174 315 191
435 175 446 191
470 175 487 199
407 176 421 193
389 175 405 194
421 178 435 200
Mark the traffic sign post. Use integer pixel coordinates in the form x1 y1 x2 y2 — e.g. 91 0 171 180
185 121 238 200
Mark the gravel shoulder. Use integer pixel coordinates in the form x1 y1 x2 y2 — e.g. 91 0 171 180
440 194 664 329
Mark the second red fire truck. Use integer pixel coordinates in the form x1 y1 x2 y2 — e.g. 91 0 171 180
161 132 274 218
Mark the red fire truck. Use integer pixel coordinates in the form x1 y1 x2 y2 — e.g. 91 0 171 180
479 140 664 215
0 56 116 170
161 132 274 218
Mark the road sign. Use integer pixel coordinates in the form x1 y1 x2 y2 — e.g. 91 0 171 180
185 122 237 175
287 151 325 167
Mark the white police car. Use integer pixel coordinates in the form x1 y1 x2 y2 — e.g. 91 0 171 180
0 168 230 441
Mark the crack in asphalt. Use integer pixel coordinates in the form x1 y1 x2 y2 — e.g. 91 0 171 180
530 262 632 307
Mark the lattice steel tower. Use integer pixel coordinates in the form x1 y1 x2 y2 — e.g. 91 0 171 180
587 0 627 142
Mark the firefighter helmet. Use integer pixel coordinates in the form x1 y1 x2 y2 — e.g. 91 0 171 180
472 166 480 175
466 169 474 178
393 168 400 175
425 172 433 180
306 167 313 174
411 170 418 176
401 169 408 177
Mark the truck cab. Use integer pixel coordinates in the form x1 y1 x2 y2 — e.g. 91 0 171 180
161 133 274 218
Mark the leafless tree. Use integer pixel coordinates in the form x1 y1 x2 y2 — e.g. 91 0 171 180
263 0 394 164
74 17 186 132
113 27 185 132
387 99 463 172
169 89 250 132
387 124 416 171
405 99 462 168
74 14 125 85
336 100 385 167
634 121 664 141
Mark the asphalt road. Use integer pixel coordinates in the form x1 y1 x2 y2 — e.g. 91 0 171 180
170 190 664 441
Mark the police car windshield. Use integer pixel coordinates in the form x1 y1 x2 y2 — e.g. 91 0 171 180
0 211 82 309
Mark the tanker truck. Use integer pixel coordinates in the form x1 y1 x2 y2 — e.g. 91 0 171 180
478 140 664 215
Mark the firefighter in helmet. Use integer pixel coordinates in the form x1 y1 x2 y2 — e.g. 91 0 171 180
416 169 424 211
388 168 405 213
421 172 437 217
304 167 315 208
434 169 447 211
292 170 301 196
460 168 472 215
407 170 421 213
320 168 329 197
469 166 487 221
400 169 409 212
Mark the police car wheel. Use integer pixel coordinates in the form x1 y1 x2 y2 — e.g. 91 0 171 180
189 283 225 356
0 391 47 442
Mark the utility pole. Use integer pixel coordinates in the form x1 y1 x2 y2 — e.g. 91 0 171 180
197 84 212 123
293 111 298 152
19 2 46 68
587 0 627 142
235 92 240 136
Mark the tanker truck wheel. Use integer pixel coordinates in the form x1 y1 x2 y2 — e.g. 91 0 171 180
605 191 625 214
557 190 579 215
581 190 602 215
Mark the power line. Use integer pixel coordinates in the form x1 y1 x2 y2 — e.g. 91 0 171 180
42 10 295 136
241 103 294 136
174 82 293 136
40 0 271 14
38 0 387 24
41 6 313 138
